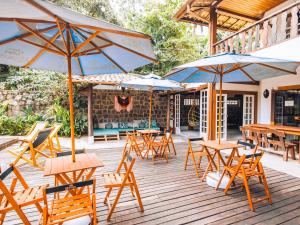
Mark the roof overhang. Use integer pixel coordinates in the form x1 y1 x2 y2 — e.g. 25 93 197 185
174 0 286 32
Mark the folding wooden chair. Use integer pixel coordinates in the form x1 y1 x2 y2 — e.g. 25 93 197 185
42 179 97 225
8 128 53 169
165 128 176 155
240 126 256 143
184 138 211 177
232 140 259 162
216 152 272 211
46 123 62 156
0 164 46 225
20 121 48 142
102 151 143 221
123 132 144 159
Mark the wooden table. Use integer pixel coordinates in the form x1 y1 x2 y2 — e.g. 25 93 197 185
137 129 161 160
44 153 104 195
199 140 240 181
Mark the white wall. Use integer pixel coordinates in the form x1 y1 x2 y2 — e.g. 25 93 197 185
215 83 259 92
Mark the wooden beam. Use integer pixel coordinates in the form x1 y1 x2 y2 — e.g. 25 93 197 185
73 28 127 73
0 25 57 46
69 28 85 75
16 21 66 55
166 94 170 130
87 85 93 138
74 43 112 56
56 19 67 51
23 28 63 68
76 27 157 63
278 84 300 91
209 7 217 55
18 38 64 56
255 63 297 75
216 9 260 22
71 31 101 56
211 0 224 7
239 67 256 83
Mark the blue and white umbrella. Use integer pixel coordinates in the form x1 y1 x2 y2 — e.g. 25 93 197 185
0 0 156 161
165 53 300 143
121 76 183 128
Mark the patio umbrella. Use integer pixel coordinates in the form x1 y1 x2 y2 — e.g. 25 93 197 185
164 53 300 144
0 0 156 162
120 76 183 129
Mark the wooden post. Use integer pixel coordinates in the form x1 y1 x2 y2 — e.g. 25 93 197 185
87 84 94 144
207 83 216 140
149 90 153 129
166 94 170 130
66 24 76 162
209 7 217 55
218 75 223 144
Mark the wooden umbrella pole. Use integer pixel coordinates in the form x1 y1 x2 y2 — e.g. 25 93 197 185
66 24 76 162
149 90 153 129
218 74 223 144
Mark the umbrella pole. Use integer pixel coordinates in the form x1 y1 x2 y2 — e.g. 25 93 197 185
218 75 223 144
149 90 152 129
66 25 76 162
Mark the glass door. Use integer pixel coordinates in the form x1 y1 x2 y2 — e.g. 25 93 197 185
200 90 208 139
216 94 227 140
243 95 255 125
174 94 181 134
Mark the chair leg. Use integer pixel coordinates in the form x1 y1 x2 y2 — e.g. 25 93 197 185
104 188 112 204
290 147 296 160
224 170 238 194
259 164 272 204
15 206 31 225
107 186 125 221
0 212 6 225
184 150 190 171
131 174 144 212
242 171 254 211
216 169 226 190
191 153 199 177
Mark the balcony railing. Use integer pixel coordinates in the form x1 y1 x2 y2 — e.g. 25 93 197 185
212 2 300 54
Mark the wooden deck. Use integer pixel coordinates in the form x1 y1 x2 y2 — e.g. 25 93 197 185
2 142 300 224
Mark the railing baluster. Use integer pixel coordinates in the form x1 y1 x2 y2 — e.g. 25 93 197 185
262 20 269 47
271 16 278 44
278 11 287 42
229 38 234 52
290 6 298 38
241 32 246 53
254 24 260 50
225 40 228 52
235 34 240 53
247 28 253 53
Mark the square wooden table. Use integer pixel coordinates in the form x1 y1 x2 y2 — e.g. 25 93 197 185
44 153 104 195
137 129 161 160
199 140 240 181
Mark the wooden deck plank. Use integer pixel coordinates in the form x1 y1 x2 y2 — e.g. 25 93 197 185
1 142 300 225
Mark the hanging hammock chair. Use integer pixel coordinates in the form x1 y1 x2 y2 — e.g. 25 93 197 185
188 94 200 129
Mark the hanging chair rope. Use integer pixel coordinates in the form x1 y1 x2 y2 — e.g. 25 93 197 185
188 93 200 128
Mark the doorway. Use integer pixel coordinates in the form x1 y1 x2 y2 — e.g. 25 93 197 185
227 94 243 140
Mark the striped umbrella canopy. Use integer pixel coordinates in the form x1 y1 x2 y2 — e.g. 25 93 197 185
0 0 156 162
121 76 183 129
165 53 300 143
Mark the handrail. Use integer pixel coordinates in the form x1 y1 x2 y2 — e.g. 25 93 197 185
212 1 300 53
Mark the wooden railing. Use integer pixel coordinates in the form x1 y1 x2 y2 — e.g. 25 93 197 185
212 2 300 54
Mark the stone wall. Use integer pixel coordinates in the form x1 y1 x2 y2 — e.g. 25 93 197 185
0 90 56 116
93 89 168 128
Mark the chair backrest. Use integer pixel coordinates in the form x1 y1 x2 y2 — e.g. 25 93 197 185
26 121 49 141
49 123 62 139
117 150 136 174
188 137 203 151
56 149 86 157
43 179 96 217
242 151 264 170
237 140 256 149
32 128 53 149
268 129 285 148
0 165 29 204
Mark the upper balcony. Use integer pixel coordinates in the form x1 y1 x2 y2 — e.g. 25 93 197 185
213 2 300 54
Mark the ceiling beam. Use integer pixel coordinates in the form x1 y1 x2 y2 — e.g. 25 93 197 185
216 8 260 22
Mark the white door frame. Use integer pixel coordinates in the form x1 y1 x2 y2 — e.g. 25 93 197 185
174 94 181 134
199 89 208 139
216 93 227 141
243 95 255 126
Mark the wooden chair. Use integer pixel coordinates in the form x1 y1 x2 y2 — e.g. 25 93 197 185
8 128 53 169
240 126 256 143
0 164 46 225
165 128 176 155
253 128 269 148
268 129 296 161
216 152 272 211
56 149 86 157
233 140 259 162
184 138 211 177
46 123 62 156
123 132 144 159
20 121 48 142
102 151 143 221
42 179 97 225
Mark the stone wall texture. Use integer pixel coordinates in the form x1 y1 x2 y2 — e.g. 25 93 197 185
0 90 56 116
92 89 168 128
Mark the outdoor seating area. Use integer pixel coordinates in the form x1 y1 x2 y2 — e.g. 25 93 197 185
0 0 300 224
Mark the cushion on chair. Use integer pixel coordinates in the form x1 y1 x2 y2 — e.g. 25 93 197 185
138 122 145 128
152 120 157 127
